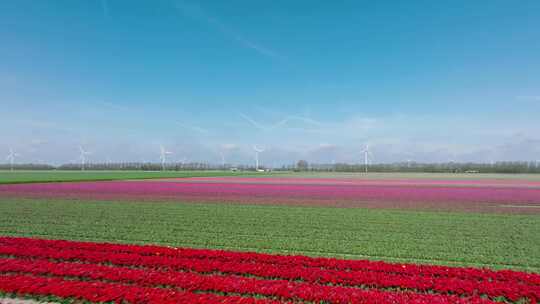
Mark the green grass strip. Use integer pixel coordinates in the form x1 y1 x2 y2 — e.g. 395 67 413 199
0 170 272 184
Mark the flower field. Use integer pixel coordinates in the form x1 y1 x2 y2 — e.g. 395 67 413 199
1 177 540 213
0 237 539 304
167 176 540 188
0 173 539 302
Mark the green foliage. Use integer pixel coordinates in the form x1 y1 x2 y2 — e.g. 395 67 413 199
296 160 309 171
303 161 540 174
0 198 538 273
0 170 257 184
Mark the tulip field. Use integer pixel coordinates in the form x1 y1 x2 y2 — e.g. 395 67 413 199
2 175 540 213
0 171 539 303
1 236 539 304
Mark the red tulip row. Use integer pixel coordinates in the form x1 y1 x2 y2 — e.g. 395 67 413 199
0 238 538 302
0 273 279 304
2 236 538 286
0 257 494 304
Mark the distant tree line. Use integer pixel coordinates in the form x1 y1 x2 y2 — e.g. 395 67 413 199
58 162 219 171
1 161 540 174
0 164 55 171
291 160 540 174
55 162 270 171
0 162 257 171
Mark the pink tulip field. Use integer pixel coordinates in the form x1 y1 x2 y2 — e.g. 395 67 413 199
1 176 539 213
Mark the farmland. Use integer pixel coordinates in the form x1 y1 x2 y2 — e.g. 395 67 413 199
0 172 539 303
2 176 540 213
0 170 257 184
0 197 539 272
1 236 539 304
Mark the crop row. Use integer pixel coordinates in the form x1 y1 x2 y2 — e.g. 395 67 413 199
0 273 278 304
0 237 538 303
1 180 540 204
183 177 540 188
0 257 495 304
3 236 537 286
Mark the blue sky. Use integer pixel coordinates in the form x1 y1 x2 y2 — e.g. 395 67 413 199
1 0 539 165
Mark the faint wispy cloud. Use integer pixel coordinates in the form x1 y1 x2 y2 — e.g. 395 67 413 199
30 139 48 146
176 122 210 134
252 105 323 128
221 143 238 150
231 36 278 58
239 111 323 133
16 119 57 129
275 115 323 128
174 1 279 59
238 112 270 131
13 118 75 133
97 101 130 112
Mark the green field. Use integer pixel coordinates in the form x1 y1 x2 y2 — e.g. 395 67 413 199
0 170 256 184
262 171 540 180
1 197 538 272
1 171 539 273
2 170 540 185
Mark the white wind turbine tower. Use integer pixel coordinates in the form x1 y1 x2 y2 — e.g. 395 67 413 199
106 157 112 169
253 145 265 171
159 145 172 171
79 146 91 171
6 148 19 172
219 151 226 168
360 144 372 173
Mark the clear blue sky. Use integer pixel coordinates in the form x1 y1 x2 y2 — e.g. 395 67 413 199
1 0 539 165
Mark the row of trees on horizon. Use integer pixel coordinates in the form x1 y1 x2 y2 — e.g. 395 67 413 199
1 160 540 174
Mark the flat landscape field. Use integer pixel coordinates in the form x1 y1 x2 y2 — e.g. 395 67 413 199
2 175 540 213
0 170 253 184
0 171 539 303
0 197 538 272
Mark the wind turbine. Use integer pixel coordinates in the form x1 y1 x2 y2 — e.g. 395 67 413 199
253 145 265 171
360 144 372 173
219 151 226 168
79 146 91 171
6 148 19 172
159 145 172 171
105 157 113 169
